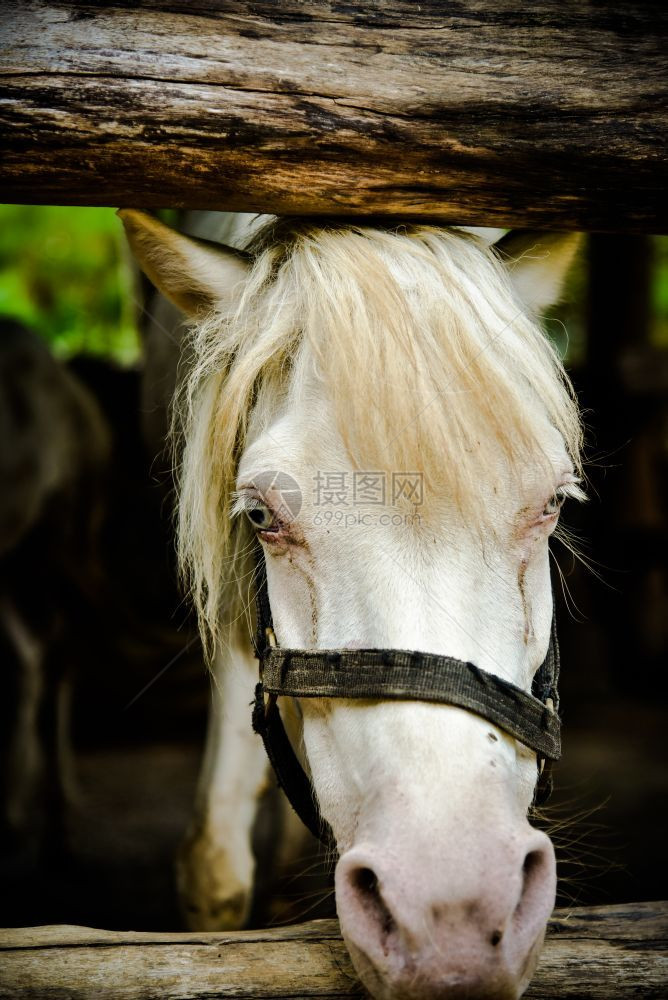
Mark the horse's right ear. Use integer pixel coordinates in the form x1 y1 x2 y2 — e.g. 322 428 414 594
117 209 250 317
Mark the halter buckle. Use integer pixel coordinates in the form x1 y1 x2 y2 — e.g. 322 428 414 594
265 626 277 648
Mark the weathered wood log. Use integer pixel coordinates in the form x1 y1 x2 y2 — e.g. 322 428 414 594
0 902 666 999
1 2 666 232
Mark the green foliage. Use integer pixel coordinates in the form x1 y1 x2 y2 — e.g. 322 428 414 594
0 205 141 364
652 236 668 348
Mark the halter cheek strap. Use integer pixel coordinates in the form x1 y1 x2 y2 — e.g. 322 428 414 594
251 548 561 847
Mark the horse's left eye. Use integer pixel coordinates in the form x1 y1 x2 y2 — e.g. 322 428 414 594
542 492 565 517
246 502 275 531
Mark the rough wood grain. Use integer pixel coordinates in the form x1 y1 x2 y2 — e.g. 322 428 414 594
0 902 666 998
0 2 666 231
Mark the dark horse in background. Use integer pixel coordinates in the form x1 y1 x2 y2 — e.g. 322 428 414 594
0 316 199 869
0 319 110 852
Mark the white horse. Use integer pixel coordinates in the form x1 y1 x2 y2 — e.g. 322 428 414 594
121 209 583 1000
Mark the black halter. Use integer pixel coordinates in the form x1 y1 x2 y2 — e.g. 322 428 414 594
251 547 560 846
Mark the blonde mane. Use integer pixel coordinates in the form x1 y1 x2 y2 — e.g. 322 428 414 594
173 220 583 652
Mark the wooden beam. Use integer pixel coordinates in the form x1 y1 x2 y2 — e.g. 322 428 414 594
0 902 666 998
0 2 666 231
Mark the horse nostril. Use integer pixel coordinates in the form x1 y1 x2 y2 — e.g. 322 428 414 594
354 866 378 896
522 850 542 887
350 865 396 938
490 929 503 946
514 847 549 927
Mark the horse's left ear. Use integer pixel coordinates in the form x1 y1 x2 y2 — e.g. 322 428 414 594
495 231 582 313
117 208 250 316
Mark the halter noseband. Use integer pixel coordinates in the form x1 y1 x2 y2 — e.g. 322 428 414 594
251 547 560 846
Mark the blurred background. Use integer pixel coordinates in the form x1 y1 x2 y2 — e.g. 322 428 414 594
0 205 666 931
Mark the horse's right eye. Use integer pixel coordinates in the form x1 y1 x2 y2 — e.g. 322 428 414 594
247 503 275 531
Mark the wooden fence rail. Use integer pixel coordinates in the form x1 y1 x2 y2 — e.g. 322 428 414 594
0 2 666 232
0 901 666 999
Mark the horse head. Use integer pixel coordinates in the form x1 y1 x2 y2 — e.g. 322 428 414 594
121 209 583 1000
